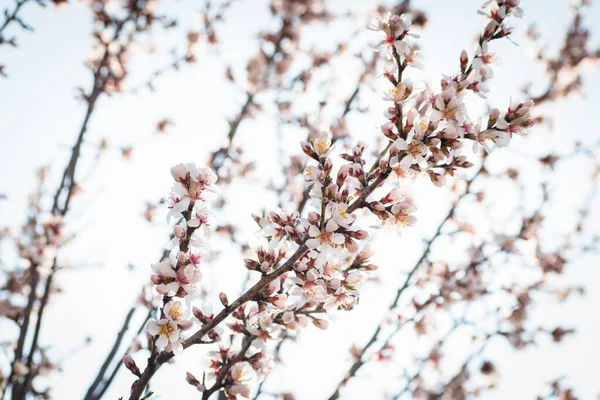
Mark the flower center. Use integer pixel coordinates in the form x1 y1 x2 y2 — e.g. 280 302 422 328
159 323 174 337
169 306 183 321
188 181 205 201
318 231 333 245
407 142 421 157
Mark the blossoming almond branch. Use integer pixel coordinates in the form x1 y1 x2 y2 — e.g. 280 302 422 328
1 1 201 398
125 2 534 399
86 6 380 398
324 0 600 391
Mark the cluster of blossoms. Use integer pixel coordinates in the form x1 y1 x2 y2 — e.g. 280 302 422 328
146 163 218 355
373 1 534 187
127 2 535 399
15 214 64 273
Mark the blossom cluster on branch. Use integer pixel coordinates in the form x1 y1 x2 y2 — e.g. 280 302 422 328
124 2 537 399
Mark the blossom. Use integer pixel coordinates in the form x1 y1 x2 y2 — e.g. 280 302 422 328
227 361 256 398
496 115 534 137
312 132 333 158
481 0 523 19
298 276 327 302
314 249 347 281
147 319 181 351
168 163 218 222
391 137 428 171
324 289 356 312
306 219 345 250
330 202 355 228
383 80 413 104
164 300 192 329
151 259 201 297
187 201 214 237
474 129 511 151
382 202 418 235
472 42 495 77
369 13 416 59
400 44 424 70
495 98 535 137
151 260 179 296
430 89 465 123
174 264 202 296
303 165 323 185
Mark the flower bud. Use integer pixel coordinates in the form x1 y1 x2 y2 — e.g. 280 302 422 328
177 251 187 265
261 261 270 272
488 108 500 127
313 318 329 330
351 230 369 240
345 236 359 253
381 123 398 140
323 157 333 173
460 50 468 72
244 258 260 271
308 211 321 224
186 372 200 386
325 183 338 199
483 20 498 39
300 141 316 158
173 225 186 239
337 165 349 187
219 292 229 307
269 211 282 225
379 159 388 171
124 355 141 377
430 172 445 187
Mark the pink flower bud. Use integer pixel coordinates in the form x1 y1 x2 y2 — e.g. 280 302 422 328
308 211 321 224
269 211 282 225
430 173 445 187
244 259 260 271
261 261 270 272
488 108 500 127
173 225 186 239
186 372 200 386
460 49 468 72
323 158 333 173
351 230 369 240
337 165 349 187
484 20 498 39
364 263 379 271
300 141 314 158
381 123 398 140
193 306 211 324
325 183 338 199
219 292 229 307
345 237 359 253
123 355 141 376
313 318 329 330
